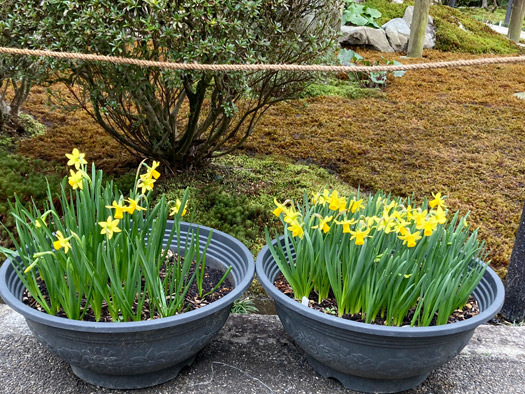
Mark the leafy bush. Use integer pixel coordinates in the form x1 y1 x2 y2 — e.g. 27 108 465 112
0 7 49 131
1 0 339 169
343 0 383 28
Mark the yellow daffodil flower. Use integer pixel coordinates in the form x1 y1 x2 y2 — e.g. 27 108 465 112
405 205 415 221
273 198 288 217
393 218 410 235
328 191 347 212
145 161 161 180
68 169 84 190
124 198 146 214
317 189 331 205
312 216 333 233
284 209 301 224
417 217 438 237
169 199 188 217
65 148 87 170
98 216 121 239
376 218 395 234
362 216 377 228
137 175 156 194
335 218 357 233
398 229 422 248
429 192 446 209
349 199 364 213
349 227 371 245
106 200 126 219
383 200 398 214
431 206 447 225
53 231 72 253
287 221 304 238
413 209 428 227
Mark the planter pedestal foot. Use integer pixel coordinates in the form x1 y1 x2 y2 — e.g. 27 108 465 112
306 355 429 394
71 355 197 389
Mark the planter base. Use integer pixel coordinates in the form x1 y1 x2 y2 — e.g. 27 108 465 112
307 355 429 393
71 355 196 389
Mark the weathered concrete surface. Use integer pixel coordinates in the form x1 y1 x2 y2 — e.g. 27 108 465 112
1 304 524 394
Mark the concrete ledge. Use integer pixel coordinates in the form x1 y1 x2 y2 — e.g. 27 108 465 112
1 304 524 393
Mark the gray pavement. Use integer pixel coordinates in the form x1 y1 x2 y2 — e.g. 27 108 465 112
1 304 524 394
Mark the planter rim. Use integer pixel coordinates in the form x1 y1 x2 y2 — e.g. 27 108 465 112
0 221 254 333
256 237 505 338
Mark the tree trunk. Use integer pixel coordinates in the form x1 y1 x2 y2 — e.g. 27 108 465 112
482 0 488 9
501 200 525 322
448 0 457 8
508 0 525 42
505 0 515 25
407 0 430 58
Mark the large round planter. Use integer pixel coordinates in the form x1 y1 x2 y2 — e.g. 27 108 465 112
0 221 254 389
256 238 505 394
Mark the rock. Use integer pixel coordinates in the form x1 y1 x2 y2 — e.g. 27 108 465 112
339 25 394 52
382 18 410 52
402 6 436 49
392 0 404 3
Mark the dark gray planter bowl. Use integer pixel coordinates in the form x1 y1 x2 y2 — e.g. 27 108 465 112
0 221 254 389
256 238 505 394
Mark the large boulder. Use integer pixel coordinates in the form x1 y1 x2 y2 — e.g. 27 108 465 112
339 25 394 52
382 18 410 52
402 6 436 49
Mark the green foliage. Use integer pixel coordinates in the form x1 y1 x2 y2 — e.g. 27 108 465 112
338 49 405 90
1 0 339 168
231 297 259 314
267 190 487 326
343 0 383 28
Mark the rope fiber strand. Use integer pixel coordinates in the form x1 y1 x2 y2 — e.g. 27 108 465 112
1 46 525 73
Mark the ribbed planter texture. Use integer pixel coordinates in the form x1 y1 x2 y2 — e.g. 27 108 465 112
0 221 254 389
256 238 505 394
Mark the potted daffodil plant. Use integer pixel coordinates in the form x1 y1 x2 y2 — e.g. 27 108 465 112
0 149 254 389
256 189 504 393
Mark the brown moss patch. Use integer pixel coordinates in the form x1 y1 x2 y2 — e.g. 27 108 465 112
241 51 525 276
17 85 137 175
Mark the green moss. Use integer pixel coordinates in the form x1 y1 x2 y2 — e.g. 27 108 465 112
0 150 63 248
364 0 412 26
157 153 353 254
18 112 47 136
364 0 521 54
0 136 13 149
432 5 521 54
302 79 384 100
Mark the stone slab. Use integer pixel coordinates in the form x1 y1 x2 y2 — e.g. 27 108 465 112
1 304 524 393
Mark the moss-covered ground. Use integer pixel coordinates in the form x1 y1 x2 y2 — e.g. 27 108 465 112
366 0 523 54
239 50 525 277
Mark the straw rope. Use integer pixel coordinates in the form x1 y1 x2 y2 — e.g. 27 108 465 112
1 47 525 73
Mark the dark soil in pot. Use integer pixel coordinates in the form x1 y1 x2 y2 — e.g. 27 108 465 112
274 273 481 327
